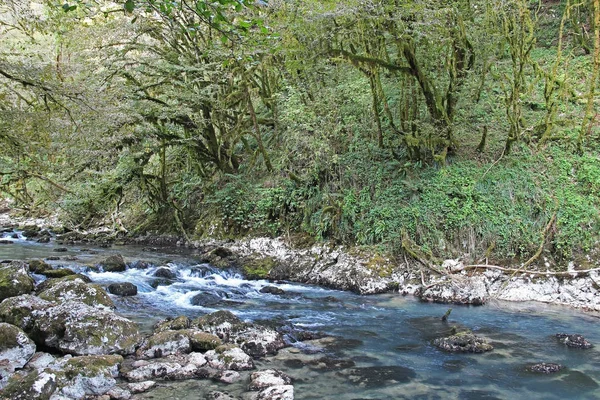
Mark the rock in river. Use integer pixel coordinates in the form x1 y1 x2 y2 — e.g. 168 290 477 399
0 322 36 389
526 363 563 374
0 262 34 302
108 282 138 297
433 332 493 353
38 279 115 309
97 254 127 272
555 333 593 349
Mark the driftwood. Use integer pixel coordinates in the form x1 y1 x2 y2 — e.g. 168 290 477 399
461 264 600 278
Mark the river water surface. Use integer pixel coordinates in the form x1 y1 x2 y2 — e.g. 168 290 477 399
1 233 599 399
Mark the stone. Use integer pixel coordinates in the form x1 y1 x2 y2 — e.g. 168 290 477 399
190 292 225 307
24 352 55 371
418 276 487 305
136 330 191 359
107 283 138 297
38 280 115 309
128 260 154 270
34 274 92 293
40 268 77 279
0 369 58 399
27 260 51 274
31 300 140 356
236 326 286 359
249 370 292 391
153 267 176 279
0 323 36 389
204 346 254 371
259 286 285 295
256 385 294 400
555 333 593 349
53 248 68 253
53 355 123 398
186 330 222 351
526 363 563 374
123 361 185 382
433 332 493 353
193 311 245 341
97 254 126 272
0 262 35 302
154 316 191 333
127 380 156 394
106 386 132 400
215 370 240 384
207 391 238 400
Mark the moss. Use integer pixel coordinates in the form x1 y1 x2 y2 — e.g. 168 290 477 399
185 330 222 351
38 280 114 309
27 260 51 274
365 254 394 278
241 256 276 280
41 269 77 279
0 322 20 349
0 370 58 400
194 310 243 328
155 316 191 333
63 354 123 380
0 263 35 302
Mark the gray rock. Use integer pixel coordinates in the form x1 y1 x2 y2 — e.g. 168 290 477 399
154 267 176 279
433 332 493 353
136 330 192 359
526 363 563 373
193 311 245 341
205 346 254 371
256 385 294 400
207 391 238 400
556 333 593 349
107 283 138 297
249 369 292 390
418 276 487 305
259 286 285 295
154 316 191 333
0 262 35 302
106 386 132 400
24 352 56 371
215 370 241 384
127 380 156 393
38 279 115 309
98 254 126 272
0 323 36 389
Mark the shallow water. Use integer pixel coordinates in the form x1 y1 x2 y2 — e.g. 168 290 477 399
2 237 600 399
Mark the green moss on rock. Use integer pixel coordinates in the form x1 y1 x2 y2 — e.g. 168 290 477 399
41 269 77 279
0 263 35 302
38 280 114 309
241 256 277 280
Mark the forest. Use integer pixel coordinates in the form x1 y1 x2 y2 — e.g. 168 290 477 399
1 0 599 268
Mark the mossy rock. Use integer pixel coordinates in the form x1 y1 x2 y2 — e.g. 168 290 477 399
241 256 277 280
154 316 191 333
184 330 222 351
0 369 58 399
62 354 123 379
35 275 92 294
0 295 53 332
41 268 77 279
38 280 114 309
97 254 126 272
194 310 243 328
0 262 35 302
27 260 51 274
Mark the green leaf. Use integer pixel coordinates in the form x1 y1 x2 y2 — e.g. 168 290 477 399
125 0 135 13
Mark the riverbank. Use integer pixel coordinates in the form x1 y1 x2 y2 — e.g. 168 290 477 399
2 206 600 312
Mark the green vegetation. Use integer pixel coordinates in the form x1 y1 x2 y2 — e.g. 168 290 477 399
0 0 599 267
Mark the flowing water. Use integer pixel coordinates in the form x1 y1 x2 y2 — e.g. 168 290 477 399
1 233 600 399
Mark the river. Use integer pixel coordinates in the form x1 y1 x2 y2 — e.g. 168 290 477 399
1 232 599 399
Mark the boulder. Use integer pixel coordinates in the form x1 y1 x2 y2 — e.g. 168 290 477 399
555 333 593 349
38 279 115 309
154 316 191 333
107 283 138 297
27 260 51 274
204 346 254 371
124 353 207 382
97 254 126 272
193 311 245 341
190 292 226 307
53 248 68 253
215 370 241 384
249 369 292 391
40 268 77 279
128 260 154 270
235 326 286 359
0 323 36 389
256 385 294 400
259 286 285 295
432 332 493 353
153 267 176 279
136 331 192 359
26 300 140 356
418 276 487 305
207 391 239 400
34 274 92 293
0 262 35 302
0 354 122 399
186 330 222 351
0 295 52 332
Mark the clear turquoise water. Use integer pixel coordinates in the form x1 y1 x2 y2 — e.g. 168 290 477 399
2 238 599 399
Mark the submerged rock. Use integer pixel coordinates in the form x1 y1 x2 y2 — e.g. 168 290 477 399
433 332 493 353
0 262 35 302
344 366 416 387
154 267 177 279
526 363 563 374
108 283 138 297
555 333 593 349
